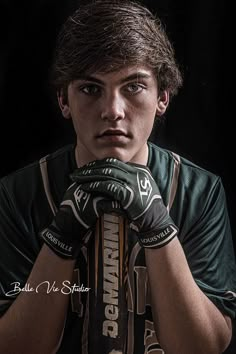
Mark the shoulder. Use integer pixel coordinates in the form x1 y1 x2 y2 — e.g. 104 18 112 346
0 144 74 187
148 141 220 190
0 144 75 217
148 142 224 218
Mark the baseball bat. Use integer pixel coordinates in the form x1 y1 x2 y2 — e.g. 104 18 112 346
88 213 128 353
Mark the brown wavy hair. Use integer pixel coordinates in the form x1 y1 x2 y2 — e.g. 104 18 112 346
51 0 182 100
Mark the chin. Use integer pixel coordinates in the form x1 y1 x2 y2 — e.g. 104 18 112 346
96 148 133 163
97 148 148 164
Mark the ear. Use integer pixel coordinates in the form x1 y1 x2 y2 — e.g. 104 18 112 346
57 89 71 119
156 90 169 116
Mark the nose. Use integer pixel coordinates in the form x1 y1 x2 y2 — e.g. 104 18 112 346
100 92 125 121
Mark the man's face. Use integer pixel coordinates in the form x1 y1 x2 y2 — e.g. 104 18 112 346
59 65 168 166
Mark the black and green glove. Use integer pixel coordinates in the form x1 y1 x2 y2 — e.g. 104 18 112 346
71 158 178 249
40 181 114 259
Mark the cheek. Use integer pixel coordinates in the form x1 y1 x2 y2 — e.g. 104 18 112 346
133 101 156 131
134 93 157 114
132 116 154 143
141 119 155 138
70 103 93 129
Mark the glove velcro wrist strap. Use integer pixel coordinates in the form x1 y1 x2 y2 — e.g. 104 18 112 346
138 224 178 248
40 227 78 259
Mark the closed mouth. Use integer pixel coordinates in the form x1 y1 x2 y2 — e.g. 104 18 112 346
98 129 129 137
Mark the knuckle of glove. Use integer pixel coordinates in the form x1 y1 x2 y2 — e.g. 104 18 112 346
71 158 131 184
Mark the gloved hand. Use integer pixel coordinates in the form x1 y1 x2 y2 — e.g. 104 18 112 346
40 181 114 259
70 158 178 249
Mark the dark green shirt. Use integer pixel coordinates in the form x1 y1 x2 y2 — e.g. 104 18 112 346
0 142 235 353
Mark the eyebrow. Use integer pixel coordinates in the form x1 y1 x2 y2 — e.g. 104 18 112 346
120 73 152 83
75 72 152 85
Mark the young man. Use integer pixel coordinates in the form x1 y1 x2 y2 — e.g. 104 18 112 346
0 1 235 353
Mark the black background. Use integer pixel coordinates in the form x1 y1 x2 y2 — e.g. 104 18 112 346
0 0 235 351
1 0 234 242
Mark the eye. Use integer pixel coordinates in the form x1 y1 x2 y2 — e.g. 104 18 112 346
79 84 101 95
125 83 145 95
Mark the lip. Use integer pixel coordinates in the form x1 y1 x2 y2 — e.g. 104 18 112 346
97 129 129 137
96 129 130 143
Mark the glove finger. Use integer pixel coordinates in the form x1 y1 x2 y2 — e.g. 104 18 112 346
71 160 155 186
80 181 132 209
72 158 134 178
71 164 129 182
80 157 131 172
70 171 122 184
71 163 134 185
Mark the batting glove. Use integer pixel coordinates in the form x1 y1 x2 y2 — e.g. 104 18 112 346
40 181 114 259
70 158 178 249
